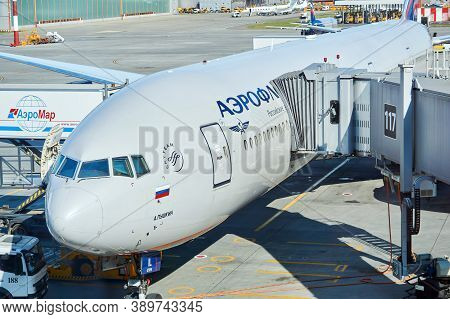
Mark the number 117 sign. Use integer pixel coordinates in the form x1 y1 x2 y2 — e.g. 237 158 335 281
384 104 397 139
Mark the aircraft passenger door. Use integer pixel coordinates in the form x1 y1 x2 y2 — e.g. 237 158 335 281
201 124 232 188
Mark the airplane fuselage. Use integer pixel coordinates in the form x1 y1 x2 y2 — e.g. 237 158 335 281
45 20 430 255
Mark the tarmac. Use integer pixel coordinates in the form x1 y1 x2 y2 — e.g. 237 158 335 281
0 157 448 298
0 13 448 299
0 13 449 83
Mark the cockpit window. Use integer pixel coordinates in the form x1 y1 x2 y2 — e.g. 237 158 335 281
51 154 65 174
112 157 133 178
78 159 110 179
131 155 150 178
57 158 78 179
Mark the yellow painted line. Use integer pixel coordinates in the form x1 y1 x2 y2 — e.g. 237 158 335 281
353 243 365 251
254 193 307 232
334 264 348 272
287 241 365 252
211 256 235 263
168 286 195 296
287 241 348 247
197 265 222 273
257 269 341 283
233 237 256 244
254 158 352 232
257 269 340 279
265 259 340 267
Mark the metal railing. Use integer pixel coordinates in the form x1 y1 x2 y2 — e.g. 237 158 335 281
0 145 41 188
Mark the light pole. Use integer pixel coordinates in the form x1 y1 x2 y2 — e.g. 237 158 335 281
10 0 20 47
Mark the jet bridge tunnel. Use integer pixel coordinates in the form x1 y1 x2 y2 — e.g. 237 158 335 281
271 63 450 279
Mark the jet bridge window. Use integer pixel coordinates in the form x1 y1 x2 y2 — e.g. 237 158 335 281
57 158 79 179
131 155 150 178
78 159 110 179
113 157 134 178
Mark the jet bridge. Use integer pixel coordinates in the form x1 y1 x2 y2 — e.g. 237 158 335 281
272 63 450 184
271 63 371 156
271 63 450 279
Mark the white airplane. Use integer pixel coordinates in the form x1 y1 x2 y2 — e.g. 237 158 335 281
243 0 308 16
0 0 445 281
267 2 341 33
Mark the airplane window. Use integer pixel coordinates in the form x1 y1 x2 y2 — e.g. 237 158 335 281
112 157 133 178
57 158 79 179
51 155 65 174
271 127 274 137
255 135 258 146
244 140 247 150
78 159 110 179
249 138 253 148
131 155 150 178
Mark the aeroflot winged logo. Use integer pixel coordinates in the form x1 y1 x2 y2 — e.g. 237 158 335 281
229 119 249 134
8 95 56 133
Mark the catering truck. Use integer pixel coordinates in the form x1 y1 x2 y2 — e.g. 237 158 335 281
0 83 111 140
0 234 48 298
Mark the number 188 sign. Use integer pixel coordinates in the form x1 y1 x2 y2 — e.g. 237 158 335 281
384 104 396 139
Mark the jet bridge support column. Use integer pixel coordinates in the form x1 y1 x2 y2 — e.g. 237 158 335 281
399 64 415 278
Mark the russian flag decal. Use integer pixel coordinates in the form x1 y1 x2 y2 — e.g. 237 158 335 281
155 185 170 200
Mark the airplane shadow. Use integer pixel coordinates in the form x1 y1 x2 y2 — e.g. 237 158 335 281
373 181 450 215
151 157 410 299
0 157 420 298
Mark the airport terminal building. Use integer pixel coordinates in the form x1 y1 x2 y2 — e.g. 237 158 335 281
0 0 174 30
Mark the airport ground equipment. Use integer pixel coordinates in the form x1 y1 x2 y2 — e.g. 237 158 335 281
47 248 139 282
425 44 450 79
0 84 107 140
271 62 450 283
39 124 63 180
0 83 121 188
0 209 142 282
409 256 450 299
124 252 163 299
0 233 48 298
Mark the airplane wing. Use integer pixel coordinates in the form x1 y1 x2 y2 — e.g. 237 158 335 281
296 24 341 33
266 26 309 31
0 52 145 85
432 35 450 45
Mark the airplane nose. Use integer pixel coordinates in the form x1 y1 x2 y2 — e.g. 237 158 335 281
46 187 103 249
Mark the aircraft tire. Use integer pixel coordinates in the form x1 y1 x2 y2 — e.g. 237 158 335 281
72 258 95 277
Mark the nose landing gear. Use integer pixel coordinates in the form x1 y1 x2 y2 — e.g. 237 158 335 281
124 252 163 299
